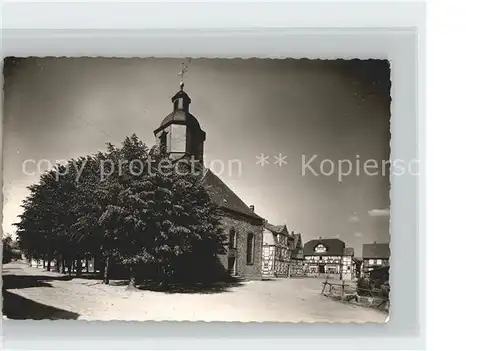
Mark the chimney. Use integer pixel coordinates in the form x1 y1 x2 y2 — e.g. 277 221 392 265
249 205 255 212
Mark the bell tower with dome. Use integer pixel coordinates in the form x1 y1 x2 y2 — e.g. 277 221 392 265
152 62 265 281
153 65 206 164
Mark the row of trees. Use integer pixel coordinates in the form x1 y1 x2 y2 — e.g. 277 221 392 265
15 134 225 287
2 235 21 264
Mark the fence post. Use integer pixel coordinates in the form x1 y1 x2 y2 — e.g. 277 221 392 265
321 274 329 295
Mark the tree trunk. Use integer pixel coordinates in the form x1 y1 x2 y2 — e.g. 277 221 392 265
42 260 46 268
46 259 51 272
76 258 82 277
56 259 60 272
103 257 110 285
128 266 137 289
85 257 89 273
61 258 65 274
67 260 72 277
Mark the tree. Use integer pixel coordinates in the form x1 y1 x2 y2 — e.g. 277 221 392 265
15 134 225 287
98 135 224 287
2 235 19 264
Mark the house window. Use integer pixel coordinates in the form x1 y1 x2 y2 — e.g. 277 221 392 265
246 233 255 265
377 259 382 265
315 244 327 253
229 229 236 249
369 259 375 265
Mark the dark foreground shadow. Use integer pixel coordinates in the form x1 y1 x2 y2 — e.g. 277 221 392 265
2 290 79 320
109 280 129 286
137 279 244 294
1 273 73 290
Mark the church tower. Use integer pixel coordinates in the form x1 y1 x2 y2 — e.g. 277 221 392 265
153 70 206 164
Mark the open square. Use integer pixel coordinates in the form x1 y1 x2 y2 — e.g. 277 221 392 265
3 262 387 322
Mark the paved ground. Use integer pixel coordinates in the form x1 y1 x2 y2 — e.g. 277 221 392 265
2 261 388 323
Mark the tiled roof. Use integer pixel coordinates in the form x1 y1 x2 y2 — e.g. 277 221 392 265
265 223 288 235
265 223 294 247
343 247 354 256
200 169 264 221
303 238 345 256
362 243 390 259
293 233 302 249
291 233 304 259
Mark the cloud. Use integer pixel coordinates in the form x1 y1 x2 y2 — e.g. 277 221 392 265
348 214 360 223
368 208 390 217
354 232 363 238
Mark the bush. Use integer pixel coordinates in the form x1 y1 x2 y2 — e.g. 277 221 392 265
356 277 374 296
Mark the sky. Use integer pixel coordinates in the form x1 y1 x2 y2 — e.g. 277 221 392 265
2 57 391 257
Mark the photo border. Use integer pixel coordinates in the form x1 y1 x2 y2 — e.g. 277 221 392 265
1 1 425 350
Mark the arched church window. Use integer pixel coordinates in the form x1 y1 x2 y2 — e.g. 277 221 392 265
229 228 236 249
246 233 255 265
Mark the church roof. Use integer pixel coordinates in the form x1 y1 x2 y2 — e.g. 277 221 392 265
200 169 264 221
154 89 203 135
155 110 203 133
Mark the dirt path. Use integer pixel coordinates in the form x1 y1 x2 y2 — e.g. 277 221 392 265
2 262 388 323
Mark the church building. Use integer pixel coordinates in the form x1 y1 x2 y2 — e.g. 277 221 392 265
153 80 265 280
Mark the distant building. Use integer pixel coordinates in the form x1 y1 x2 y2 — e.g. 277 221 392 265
341 247 355 280
362 242 390 274
261 224 304 277
303 238 345 276
290 232 305 276
353 257 363 279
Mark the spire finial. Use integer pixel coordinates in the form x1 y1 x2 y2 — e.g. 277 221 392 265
178 60 190 91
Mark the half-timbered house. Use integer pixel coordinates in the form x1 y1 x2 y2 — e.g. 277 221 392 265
361 242 390 275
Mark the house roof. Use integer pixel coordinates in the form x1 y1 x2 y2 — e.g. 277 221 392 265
293 233 302 248
343 247 354 256
265 223 288 235
303 238 345 256
265 223 295 247
200 169 264 221
291 233 304 259
362 243 390 259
